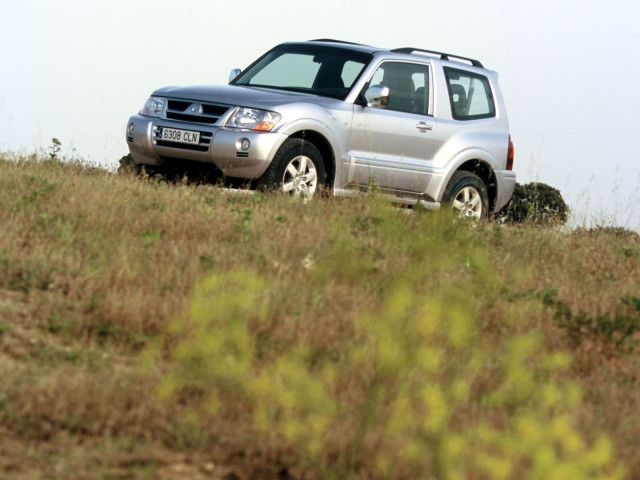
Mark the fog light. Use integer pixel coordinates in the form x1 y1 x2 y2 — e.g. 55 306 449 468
127 123 135 135
236 138 250 151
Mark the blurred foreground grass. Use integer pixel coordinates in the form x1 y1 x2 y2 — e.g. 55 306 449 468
1 154 639 479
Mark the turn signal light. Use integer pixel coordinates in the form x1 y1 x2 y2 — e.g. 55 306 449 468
253 121 277 131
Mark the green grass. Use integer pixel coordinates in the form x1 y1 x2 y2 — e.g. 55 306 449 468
1 153 639 479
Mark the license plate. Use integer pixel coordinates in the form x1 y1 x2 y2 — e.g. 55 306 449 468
158 127 200 145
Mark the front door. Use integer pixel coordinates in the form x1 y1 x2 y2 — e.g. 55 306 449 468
347 61 438 194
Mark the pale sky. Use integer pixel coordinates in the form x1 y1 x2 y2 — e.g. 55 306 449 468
2 0 639 228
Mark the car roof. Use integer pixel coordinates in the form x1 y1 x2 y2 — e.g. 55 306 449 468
297 39 485 69
280 39 385 55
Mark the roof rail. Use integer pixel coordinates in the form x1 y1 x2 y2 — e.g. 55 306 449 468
309 38 366 46
391 48 483 68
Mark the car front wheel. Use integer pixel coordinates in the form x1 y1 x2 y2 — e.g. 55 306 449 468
442 171 489 221
259 138 325 201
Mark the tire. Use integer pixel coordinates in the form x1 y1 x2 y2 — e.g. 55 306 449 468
442 171 489 221
259 138 325 200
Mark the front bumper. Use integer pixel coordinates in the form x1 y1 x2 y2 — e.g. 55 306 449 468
126 114 287 179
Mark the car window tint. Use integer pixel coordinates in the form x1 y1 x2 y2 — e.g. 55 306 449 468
444 67 495 120
341 61 367 89
235 46 371 100
248 53 320 88
368 62 429 115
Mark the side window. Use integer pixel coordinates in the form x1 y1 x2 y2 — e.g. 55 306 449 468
341 60 367 89
367 61 429 115
444 67 495 120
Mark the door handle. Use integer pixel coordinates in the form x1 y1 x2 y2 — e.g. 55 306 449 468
416 122 433 131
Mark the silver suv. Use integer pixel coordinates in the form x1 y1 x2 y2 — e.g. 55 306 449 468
126 39 515 219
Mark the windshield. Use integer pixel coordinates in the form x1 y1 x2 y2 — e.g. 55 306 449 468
232 44 372 100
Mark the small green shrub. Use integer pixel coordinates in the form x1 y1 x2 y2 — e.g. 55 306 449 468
499 182 569 225
47 137 62 162
117 154 140 174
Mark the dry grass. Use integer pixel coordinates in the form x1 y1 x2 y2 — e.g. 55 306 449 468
1 154 639 479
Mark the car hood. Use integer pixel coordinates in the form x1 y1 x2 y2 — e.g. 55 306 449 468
152 84 341 110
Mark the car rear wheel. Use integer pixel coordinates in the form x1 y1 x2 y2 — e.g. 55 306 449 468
442 171 489 221
259 138 325 201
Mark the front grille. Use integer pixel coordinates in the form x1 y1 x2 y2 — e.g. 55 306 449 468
165 99 230 125
153 127 213 152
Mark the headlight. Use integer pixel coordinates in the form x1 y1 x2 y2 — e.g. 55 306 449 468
226 108 281 132
140 96 166 117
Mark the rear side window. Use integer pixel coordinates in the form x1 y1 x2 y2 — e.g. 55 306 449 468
444 67 495 120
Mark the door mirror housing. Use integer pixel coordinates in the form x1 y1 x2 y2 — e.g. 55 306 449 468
364 84 390 108
229 68 242 83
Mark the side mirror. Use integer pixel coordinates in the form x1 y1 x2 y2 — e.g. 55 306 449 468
229 68 242 83
364 84 390 108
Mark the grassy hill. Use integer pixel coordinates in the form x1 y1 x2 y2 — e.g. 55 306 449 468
1 154 639 479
